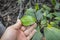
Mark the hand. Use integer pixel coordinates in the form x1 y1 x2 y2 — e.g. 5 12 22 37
1 19 37 40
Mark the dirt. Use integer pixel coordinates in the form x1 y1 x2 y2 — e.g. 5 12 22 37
0 0 19 27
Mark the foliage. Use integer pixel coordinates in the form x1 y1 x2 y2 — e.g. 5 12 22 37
18 0 60 40
32 26 42 40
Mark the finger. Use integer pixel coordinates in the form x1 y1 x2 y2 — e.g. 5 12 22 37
27 29 37 40
21 26 26 31
24 23 37 36
9 19 21 30
17 30 27 40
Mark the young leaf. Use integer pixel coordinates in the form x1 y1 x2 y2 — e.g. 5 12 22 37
35 3 39 11
50 21 59 29
51 0 56 6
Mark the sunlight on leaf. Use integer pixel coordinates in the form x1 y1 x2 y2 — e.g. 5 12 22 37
35 3 39 11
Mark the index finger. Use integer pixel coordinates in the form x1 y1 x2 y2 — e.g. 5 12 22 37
24 23 37 36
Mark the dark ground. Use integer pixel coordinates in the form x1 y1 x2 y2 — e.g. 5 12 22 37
0 0 19 37
0 0 19 27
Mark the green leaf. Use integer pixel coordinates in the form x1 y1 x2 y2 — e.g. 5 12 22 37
44 27 60 40
21 15 36 26
36 9 43 21
43 5 51 11
53 12 60 17
25 8 35 17
47 13 53 19
50 21 59 29
51 0 56 6
43 10 49 16
55 17 60 21
47 24 52 28
32 26 42 40
55 2 60 10
35 3 39 11
41 19 47 25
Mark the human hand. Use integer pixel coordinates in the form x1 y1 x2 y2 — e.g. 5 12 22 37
1 19 37 40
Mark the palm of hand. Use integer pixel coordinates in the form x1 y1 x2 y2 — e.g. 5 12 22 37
1 19 37 40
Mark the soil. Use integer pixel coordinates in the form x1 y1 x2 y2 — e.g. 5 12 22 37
0 0 19 27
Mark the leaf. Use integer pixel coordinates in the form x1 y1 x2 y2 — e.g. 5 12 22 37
25 8 35 17
47 24 52 28
41 19 46 25
47 13 53 19
44 27 60 40
53 12 60 17
36 9 43 22
43 10 49 16
32 26 42 40
51 0 56 6
43 5 51 11
55 17 60 21
35 3 39 11
50 21 59 29
55 2 60 10
21 15 36 26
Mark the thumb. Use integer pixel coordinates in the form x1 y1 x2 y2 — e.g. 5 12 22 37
9 19 22 30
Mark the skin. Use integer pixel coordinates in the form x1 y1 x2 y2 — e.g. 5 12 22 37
1 19 37 40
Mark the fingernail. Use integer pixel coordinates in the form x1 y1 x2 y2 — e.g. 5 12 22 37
17 19 20 22
35 23 37 26
34 29 37 32
16 19 21 25
34 23 37 28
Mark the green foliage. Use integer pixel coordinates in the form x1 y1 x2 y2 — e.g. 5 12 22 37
35 3 39 11
47 13 53 19
53 12 60 17
25 8 35 17
21 15 36 26
36 9 43 22
42 5 51 11
51 0 56 6
44 27 60 40
18 0 60 40
32 26 42 40
55 2 60 10
55 17 60 21
23 5 60 39
41 19 47 25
